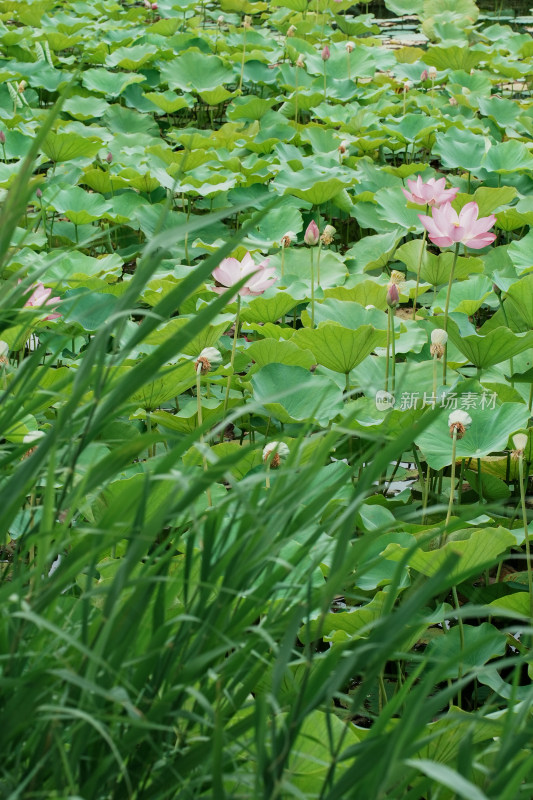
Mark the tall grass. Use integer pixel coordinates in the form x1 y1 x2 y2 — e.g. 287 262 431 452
1 99 533 800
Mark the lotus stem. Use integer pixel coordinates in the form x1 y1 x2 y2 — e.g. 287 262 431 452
442 242 460 386
412 225 427 319
390 309 396 395
280 246 285 281
518 450 533 634
385 306 391 392
294 66 299 125
497 295 514 387
323 63 327 103
477 457 483 504
316 240 322 286
238 27 246 93
310 247 315 327
432 352 438 403
224 295 241 413
197 363 211 507
422 464 430 525
444 427 458 534
347 51 351 80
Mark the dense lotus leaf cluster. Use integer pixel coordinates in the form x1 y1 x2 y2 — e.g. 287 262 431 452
1 0 533 795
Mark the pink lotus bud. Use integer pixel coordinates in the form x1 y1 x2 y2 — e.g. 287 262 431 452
36 188 42 198
420 69 428 81
304 220 320 246
386 283 399 308
106 152 113 163
151 2 157 9
0 131 5 144
144 0 151 7
493 282 502 296
321 45 330 61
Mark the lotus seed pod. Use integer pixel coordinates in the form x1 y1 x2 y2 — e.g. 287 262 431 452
428 66 437 80
217 15 225 25
389 270 404 285
431 329 448 346
513 433 528 452
243 14 252 28
449 96 458 106
345 41 355 53
280 231 297 248
448 409 472 439
320 224 336 245
263 441 290 468
287 24 296 37
295 54 306 68
195 347 222 374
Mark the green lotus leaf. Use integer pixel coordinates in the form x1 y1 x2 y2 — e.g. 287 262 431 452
143 91 191 114
63 95 110 121
504 274 533 328
273 168 347 206
324 281 389 311
424 45 484 72
375 186 424 231
61 289 119 332
292 323 387 373
432 276 493 316
81 68 145 97
507 230 533 276
227 96 277 122
481 140 533 174
246 338 315 371
106 44 158 70
42 132 103 162
145 315 233 357
158 53 234 93
346 229 403 273
251 363 344 425
426 623 506 680
239 291 299 324
305 298 387 331
396 241 484 286
454 185 517 217
433 128 489 172
415 403 529 470
439 317 533 369
51 186 110 225
277 248 347 289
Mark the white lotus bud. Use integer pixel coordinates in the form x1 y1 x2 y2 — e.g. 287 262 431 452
195 347 222 374
513 433 528 453
263 441 289 468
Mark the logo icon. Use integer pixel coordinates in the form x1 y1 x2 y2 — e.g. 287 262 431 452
375 390 395 411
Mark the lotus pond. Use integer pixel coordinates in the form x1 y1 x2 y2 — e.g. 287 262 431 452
2 0 533 798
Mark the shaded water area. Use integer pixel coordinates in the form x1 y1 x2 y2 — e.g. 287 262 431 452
366 0 533 18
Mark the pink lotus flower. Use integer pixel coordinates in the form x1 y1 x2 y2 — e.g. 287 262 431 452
321 45 330 61
402 176 458 208
418 201 497 250
212 252 277 297
304 220 320 246
24 281 61 320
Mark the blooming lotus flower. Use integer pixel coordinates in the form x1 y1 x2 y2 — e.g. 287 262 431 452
304 220 320 246
24 282 61 320
212 252 277 297
402 176 458 208
419 202 497 250
513 433 528 453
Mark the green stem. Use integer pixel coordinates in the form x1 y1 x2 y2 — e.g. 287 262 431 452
518 453 533 636
390 309 396 396
432 353 438 403
444 427 458 535
385 305 391 392
412 225 427 319
310 247 315 327
323 63 327 103
294 67 299 125
498 295 514 387
442 242 460 386
477 457 483 504
281 246 285 281
451 584 464 706
224 295 241 413
316 241 322 286
238 28 246 93
197 364 212 507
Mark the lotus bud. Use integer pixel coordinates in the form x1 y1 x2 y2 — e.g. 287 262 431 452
320 224 336 245
217 15 225 25
345 41 355 53
493 282 502 296
304 220 320 246
386 282 400 308
448 409 472 439
281 230 297 248
195 347 222 375
151 1 157 8
428 66 437 80
263 441 290 468
321 45 330 61
449 96 458 106
106 152 113 163
295 54 306 69
243 14 252 28
144 0 151 7
420 69 428 81
512 433 528 453
0 131 5 144
36 187 42 198
287 24 296 37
